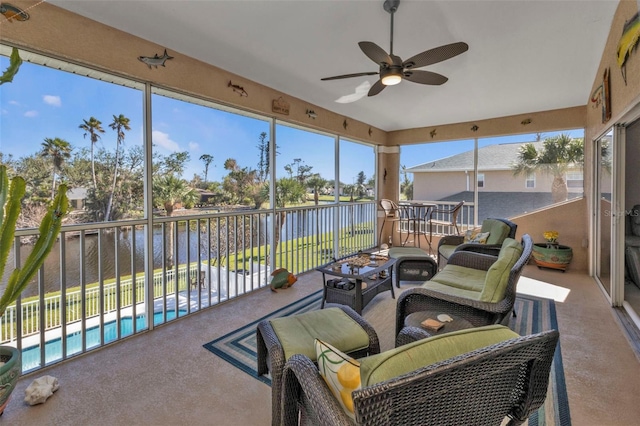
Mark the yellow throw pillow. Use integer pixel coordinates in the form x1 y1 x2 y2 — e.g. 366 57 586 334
315 339 361 419
464 229 490 244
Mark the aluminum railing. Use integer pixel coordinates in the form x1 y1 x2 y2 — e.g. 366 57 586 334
1 201 376 372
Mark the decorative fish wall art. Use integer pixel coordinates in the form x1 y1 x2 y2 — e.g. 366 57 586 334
228 81 248 97
617 11 640 84
0 3 29 22
138 49 173 69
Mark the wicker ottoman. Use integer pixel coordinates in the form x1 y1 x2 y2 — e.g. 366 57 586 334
388 246 438 287
256 304 380 426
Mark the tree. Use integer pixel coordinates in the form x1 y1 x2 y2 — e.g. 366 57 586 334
106 114 131 221
200 154 214 185
161 151 190 176
306 174 327 205
79 117 105 191
400 165 413 200
40 137 72 200
512 133 584 203
222 158 260 206
153 175 199 266
256 132 269 182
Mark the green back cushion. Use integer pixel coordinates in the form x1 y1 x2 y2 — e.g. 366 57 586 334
359 325 519 386
270 307 370 361
481 219 511 245
480 238 523 302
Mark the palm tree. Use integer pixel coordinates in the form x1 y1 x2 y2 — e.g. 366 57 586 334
40 137 72 199
512 133 584 203
200 154 214 185
153 175 199 266
79 117 105 191
306 174 327 206
105 114 131 221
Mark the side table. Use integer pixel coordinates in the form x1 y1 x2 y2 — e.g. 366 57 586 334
396 310 474 347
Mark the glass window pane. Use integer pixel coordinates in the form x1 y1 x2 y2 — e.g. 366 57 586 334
339 138 374 203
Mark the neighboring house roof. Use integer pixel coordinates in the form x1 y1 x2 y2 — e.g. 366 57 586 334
405 141 544 173
439 191 583 223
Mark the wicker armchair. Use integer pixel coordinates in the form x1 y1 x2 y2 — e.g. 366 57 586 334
397 234 533 334
437 218 517 267
281 329 559 426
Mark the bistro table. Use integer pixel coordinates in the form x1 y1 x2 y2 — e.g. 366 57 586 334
397 200 437 251
316 252 396 314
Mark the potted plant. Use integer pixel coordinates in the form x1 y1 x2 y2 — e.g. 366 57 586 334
531 230 573 272
0 165 68 414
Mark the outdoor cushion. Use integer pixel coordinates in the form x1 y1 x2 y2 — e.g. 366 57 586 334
481 219 512 245
463 230 490 244
389 246 431 259
438 244 458 260
359 325 519 386
270 307 370 361
315 339 361 419
428 265 486 292
481 238 523 302
420 280 482 300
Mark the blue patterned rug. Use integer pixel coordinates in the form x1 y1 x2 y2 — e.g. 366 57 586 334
203 291 570 425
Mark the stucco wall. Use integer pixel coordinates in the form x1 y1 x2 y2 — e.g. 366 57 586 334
511 198 588 272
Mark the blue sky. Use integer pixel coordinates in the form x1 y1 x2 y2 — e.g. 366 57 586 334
1 54 583 186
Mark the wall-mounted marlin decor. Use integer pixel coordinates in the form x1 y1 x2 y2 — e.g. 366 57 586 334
138 49 173 69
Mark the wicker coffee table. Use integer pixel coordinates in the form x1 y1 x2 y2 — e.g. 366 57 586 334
316 253 396 314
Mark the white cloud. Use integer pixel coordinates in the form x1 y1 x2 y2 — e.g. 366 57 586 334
1 109 7 115
8 100 19 106
43 95 62 107
24 110 38 118
152 130 180 152
188 141 199 151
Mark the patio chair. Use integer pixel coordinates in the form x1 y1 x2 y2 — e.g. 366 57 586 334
378 199 402 245
426 201 464 248
437 218 518 267
396 234 533 333
281 325 559 426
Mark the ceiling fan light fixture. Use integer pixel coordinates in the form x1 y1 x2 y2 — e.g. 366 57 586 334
381 73 402 86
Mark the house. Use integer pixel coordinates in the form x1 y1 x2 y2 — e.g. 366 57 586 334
406 141 585 200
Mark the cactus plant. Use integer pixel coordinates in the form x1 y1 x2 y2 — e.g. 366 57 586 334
0 164 68 317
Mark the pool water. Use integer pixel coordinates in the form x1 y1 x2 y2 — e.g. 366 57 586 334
22 310 183 371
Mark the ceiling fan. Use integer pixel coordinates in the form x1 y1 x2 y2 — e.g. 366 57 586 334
321 0 469 97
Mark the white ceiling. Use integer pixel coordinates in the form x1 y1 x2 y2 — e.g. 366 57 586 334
49 0 619 132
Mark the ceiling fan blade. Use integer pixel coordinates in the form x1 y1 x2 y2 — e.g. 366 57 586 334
403 42 469 69
359 41 392 65
403 70 448 85
321 71 379 81
368 80 386 96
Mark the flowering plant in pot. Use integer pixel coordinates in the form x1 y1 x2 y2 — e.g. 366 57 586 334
0 165 68 414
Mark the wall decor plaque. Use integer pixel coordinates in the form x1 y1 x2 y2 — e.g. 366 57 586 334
272 97 289 115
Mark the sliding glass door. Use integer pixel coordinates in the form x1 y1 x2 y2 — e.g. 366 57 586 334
594 129 613 296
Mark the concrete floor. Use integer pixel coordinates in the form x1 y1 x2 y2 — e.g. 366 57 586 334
3 265 640 425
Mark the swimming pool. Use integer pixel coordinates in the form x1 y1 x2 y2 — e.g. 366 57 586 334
22 310 183 371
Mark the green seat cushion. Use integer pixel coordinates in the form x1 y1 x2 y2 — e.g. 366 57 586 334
420 280 481 300
270 307 370 361
480 238 523 302
359 325 519 386
438 244 457 260
481 219 511 245
429 265 486 292
389 247 431 259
